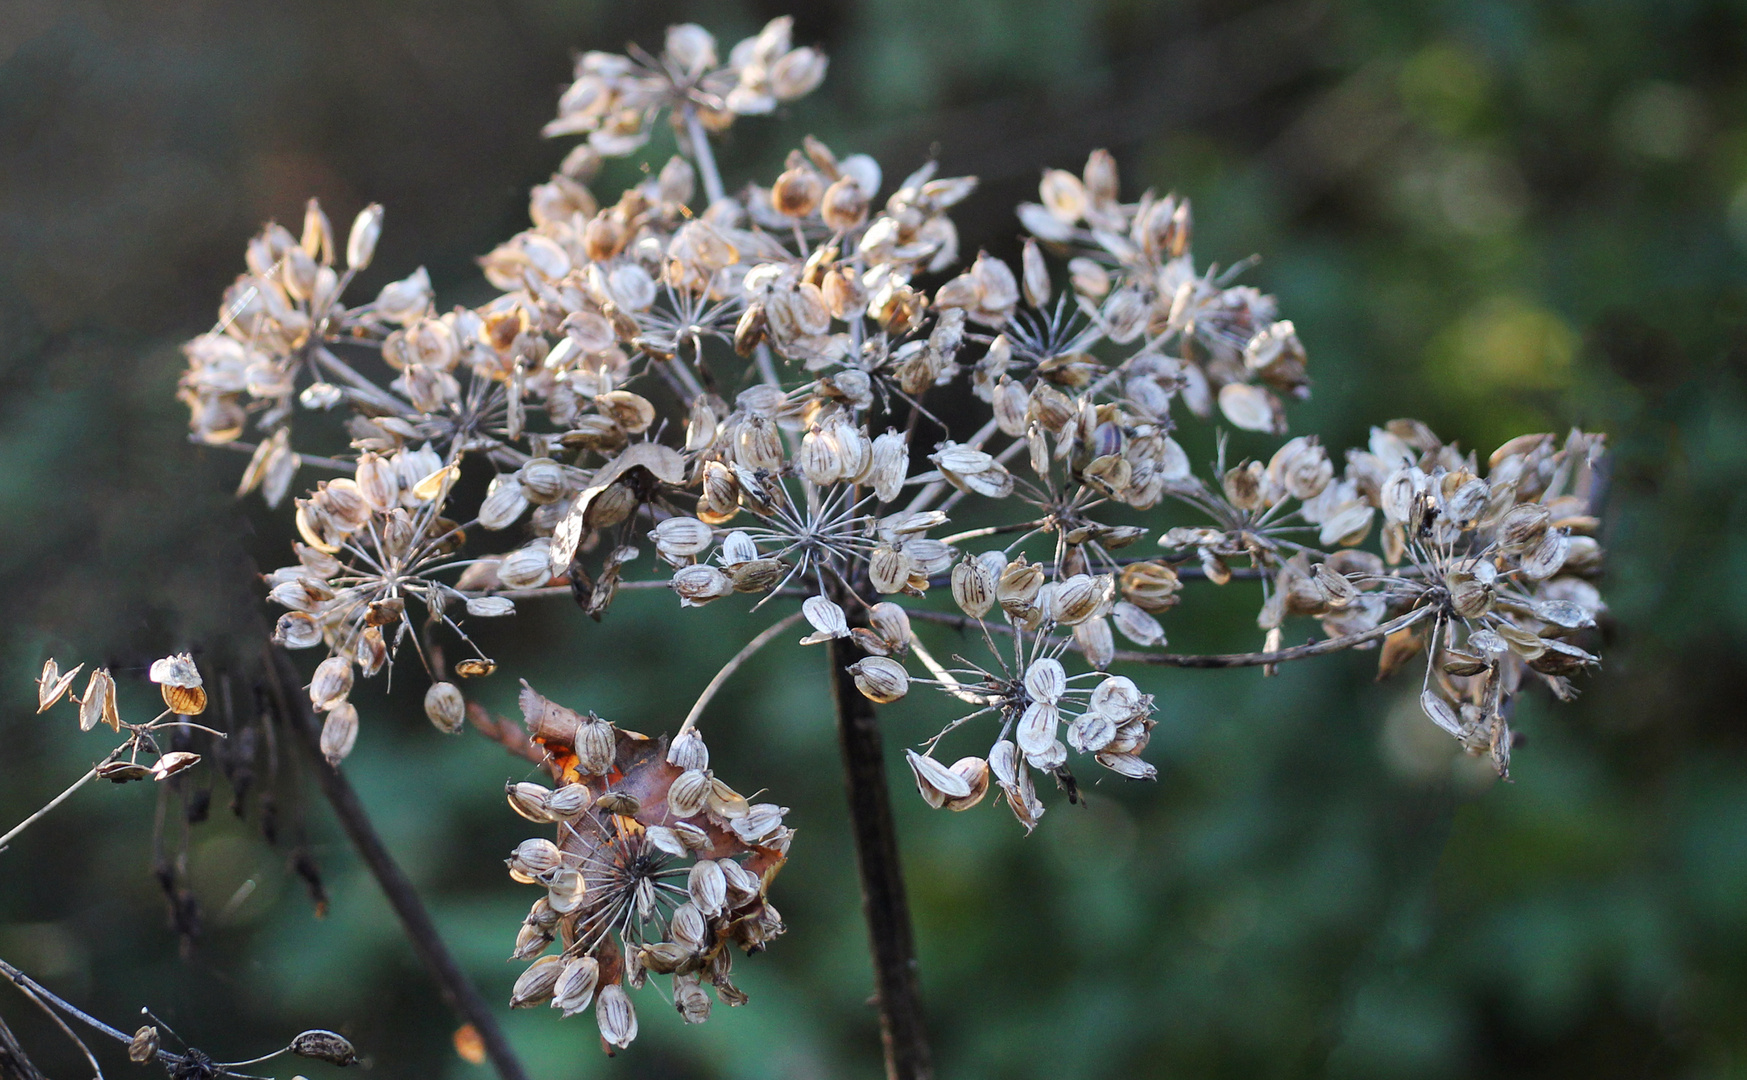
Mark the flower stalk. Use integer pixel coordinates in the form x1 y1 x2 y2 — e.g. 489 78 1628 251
261 646 530 1080
829 582 933 1080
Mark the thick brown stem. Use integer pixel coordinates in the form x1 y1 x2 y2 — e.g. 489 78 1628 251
262 646 529 1080
827 603 933 1080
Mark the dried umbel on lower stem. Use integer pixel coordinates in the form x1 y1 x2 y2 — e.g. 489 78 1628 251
502 684 788 1053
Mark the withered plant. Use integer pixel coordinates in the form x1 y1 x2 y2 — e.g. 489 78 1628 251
13 15 1608 1080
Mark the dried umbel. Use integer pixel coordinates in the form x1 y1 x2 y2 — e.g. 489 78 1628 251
502 685 788 1053
178 10 1609 1059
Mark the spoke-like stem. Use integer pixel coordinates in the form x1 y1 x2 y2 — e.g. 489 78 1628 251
682 107 726 205
0 767 96 854
201 437 355 473
827 581 933 1080
260 646 530 1080
676 611 805 738
906 605 1431 668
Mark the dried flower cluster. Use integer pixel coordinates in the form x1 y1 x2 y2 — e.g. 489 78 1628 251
173 14 1607 1053
502 684 787 1048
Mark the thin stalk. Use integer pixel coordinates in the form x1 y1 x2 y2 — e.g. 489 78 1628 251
260 646 529 1080
0 767 96 854
0 1011 46 1080
826 581 933 1080
904 605 1431 668
676 611 805 738
682 107 726 205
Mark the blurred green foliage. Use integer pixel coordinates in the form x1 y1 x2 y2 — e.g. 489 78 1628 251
3 0 1746 1077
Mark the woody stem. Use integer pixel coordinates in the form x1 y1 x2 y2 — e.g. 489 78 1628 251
261 646 530 1080
827 581 933 1080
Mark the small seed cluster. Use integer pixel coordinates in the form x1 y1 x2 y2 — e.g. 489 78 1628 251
503 684 787 1050
32 654 209 784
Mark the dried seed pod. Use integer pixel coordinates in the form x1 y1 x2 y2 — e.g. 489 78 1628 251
943 757 991 811
671 564 735 607
79 668 120 732
821 175 869 230
574 713 617 776
1046 574 1106 625
1498 502 1551 555
668 769 712 817
544 783 591 818
646 825 687 857
309 656 353 712
707 776 750 818
545 867 586 914
320 703 359 765
905 749 972 809
868 545 911 594
868 430 909 503
667 729 710 771
652 516 714 559
1111 601 1165 646
772 165 823 217
290 1029 357 1066
424 681 466 734
98 760 153 783
951 558 996 618
507 781 557 823
149 653 207 715
869 602 912 653
1020 238 1050 308
1075 616 1115 669
552 956 601 1017
1023 658 1067 704
674 977 713 1024
1016 700 1061 758
520 457 569 503
510 955 564 1008
129 1026 158 1064
849 656 909 703
596 790 641 816
507 838 563 883
688 859 728 916
800 594 850 643
37 659 82 712
996 558 1044 607
454 658 497 678
346 204 383 270
731 802 787 843
499 541 554 589
150 751 201 781
595 983 638 1048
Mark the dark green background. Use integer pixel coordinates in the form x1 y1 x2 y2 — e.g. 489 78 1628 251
3 1 1744 1076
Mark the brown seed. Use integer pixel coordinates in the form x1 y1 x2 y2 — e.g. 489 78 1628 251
424 681 466 734
290 1029 357 1066
128 1026 158 1064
